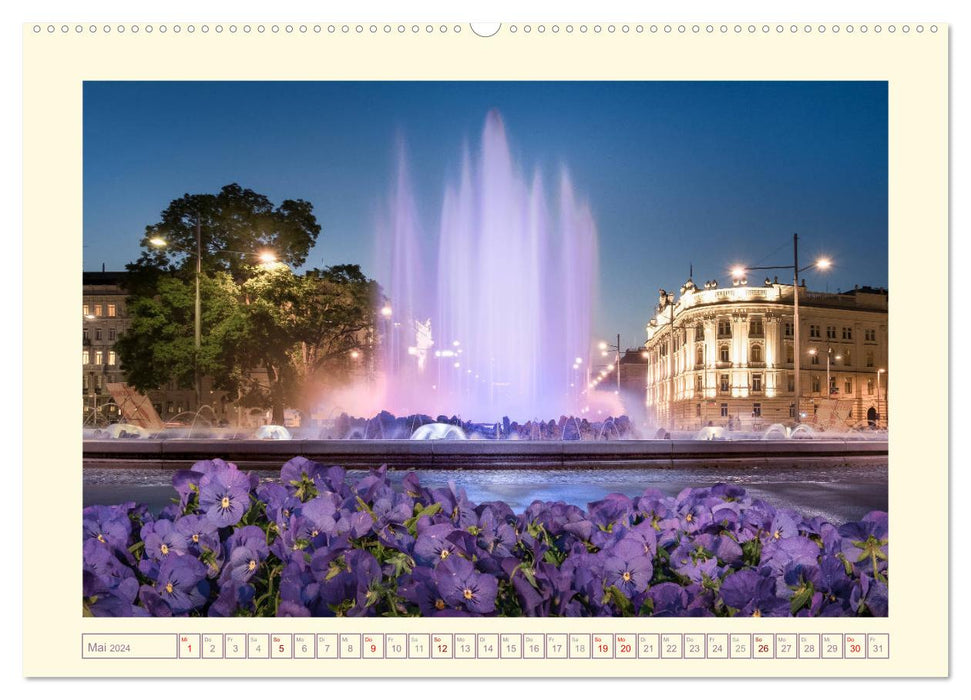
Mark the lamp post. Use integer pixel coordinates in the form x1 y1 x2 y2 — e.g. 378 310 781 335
809 347 842 398
660 290 676 428
599 334 622 393
149 224 277 410
877 368 886 428
731 233 831 423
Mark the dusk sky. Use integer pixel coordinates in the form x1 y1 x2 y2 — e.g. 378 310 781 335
83 81 887 348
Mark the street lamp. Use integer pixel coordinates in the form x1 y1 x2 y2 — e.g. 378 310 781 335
598 334 622 392
730 234 832 422
808 347 842 398
877 368 887 428
149 223 277 409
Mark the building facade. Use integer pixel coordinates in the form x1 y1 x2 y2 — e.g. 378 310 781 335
643 278 888 431
82 271 131 423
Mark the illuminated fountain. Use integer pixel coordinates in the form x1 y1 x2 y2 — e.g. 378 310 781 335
377 111 599 420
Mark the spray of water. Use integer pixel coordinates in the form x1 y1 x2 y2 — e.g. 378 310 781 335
376 111 599 420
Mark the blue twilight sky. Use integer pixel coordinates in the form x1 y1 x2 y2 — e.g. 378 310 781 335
83 81 887 348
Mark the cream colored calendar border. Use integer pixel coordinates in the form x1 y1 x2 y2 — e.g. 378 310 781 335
22 23 948 678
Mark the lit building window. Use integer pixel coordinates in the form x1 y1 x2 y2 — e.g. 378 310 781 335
95 350 103 365
108 351 116 366
93 304 103 317
82 304 89 316
107 303 117 317
82 350 89 365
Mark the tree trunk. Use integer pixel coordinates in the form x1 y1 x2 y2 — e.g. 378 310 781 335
272 399 285 426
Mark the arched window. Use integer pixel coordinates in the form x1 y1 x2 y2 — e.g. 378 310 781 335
695 345 704 366
750 344 763 363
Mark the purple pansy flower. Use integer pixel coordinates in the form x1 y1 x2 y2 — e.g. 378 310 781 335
198 466 253 527
435 556 498 615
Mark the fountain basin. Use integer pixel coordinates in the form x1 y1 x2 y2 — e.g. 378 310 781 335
83 438 887 471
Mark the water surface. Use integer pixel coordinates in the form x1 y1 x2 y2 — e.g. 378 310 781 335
83 463 887 525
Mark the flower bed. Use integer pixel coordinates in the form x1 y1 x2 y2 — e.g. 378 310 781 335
82 457 888 617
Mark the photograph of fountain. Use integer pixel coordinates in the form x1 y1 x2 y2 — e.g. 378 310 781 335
81 81 888 617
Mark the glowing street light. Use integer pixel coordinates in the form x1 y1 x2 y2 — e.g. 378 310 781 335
730 235 833 422
350 350 361 360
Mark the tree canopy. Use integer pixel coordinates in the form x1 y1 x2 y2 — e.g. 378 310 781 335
131 183 321 282
117 186 379 424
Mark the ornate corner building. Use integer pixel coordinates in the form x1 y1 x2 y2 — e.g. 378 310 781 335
643 278 888 432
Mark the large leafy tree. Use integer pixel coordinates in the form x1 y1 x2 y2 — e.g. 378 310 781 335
117 186 378 425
